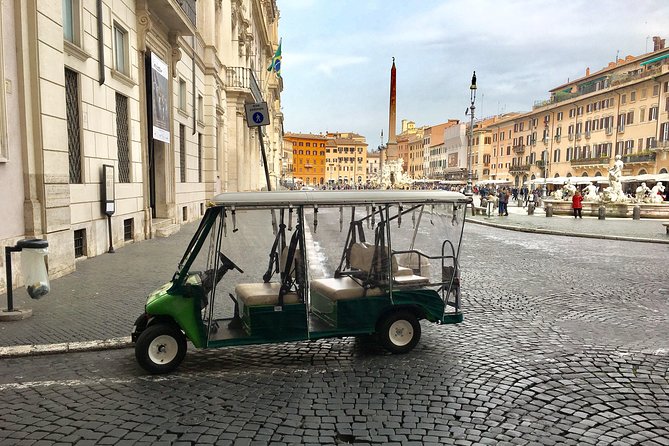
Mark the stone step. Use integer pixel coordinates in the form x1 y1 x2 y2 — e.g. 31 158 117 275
152 219 181 238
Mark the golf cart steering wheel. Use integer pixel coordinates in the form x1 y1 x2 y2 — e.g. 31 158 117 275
219 252 244 274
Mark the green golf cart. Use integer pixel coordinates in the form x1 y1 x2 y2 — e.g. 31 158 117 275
132 190 469 373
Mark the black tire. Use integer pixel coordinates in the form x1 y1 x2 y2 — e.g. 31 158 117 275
378 311 421 354
135 323 187 374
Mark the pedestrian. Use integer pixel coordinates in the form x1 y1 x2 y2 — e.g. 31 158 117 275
572 189 583 219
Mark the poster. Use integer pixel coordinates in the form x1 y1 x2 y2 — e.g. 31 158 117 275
448 153 459 168
151 53 170 143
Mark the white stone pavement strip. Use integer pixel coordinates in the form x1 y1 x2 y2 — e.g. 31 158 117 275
0 336 132 358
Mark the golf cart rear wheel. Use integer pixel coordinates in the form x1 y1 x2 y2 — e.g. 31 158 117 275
378 311 421 354
135 323 187 374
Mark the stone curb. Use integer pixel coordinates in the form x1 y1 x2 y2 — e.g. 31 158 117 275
468 218 669 244
0 336 132 358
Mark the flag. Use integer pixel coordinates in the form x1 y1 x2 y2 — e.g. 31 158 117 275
267 39 282 77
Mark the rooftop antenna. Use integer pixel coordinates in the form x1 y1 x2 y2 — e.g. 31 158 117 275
615 49 620 62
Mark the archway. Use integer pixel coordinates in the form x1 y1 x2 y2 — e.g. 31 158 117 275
594 171 602 176
514 175 519 187
660 168 668 174
637 169 647 175
582 171 589 176
566 173 572 177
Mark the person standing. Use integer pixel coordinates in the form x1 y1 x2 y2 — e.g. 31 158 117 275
572 189 583 218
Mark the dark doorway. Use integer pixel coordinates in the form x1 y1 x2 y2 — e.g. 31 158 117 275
144 51 157 218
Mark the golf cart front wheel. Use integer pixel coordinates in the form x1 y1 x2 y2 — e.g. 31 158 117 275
135 323 187 374
378 311 421 354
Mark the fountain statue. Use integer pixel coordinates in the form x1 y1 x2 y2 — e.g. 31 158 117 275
583 182 599 202
601 155 627 203
370 159 412 189
635 182 651 202
650 182 666 203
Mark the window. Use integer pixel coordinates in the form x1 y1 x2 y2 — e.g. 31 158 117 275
74 229 87 258
123 219 134 241
626 111 634 125
179 124 186 182
557 111 563 121
197 94 204 123
553 149 560 163
621 94 626 105
113 22 129 75
116 93 130 183
65 68 82 183
649 106 658 121
62 0 80 45
630 91 636 102
179 79 187 111
653 84 660 96
640 108 645 122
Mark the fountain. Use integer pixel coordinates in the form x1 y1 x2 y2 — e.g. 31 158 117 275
543 156 669 218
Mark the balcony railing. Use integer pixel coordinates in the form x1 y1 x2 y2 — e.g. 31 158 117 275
512 145 525 154
622 152 656 164
570 157 610 166
177 0 196 25
226 67 263 102
509 164 531 173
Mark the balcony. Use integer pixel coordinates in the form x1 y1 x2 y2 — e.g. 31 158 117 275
570 157 610 166
554 135 561 143
145 0 196 34
622 152 656 164
512 145 525 154
585 130 591 139
575 132 582 141
509 164 531 173
568 133 574 141
226 67 263 102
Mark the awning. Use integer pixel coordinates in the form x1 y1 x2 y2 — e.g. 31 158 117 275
640 53 669 66
621 173 669 183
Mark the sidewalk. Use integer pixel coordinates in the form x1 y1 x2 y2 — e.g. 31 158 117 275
1 202 668 357
468 197 669 244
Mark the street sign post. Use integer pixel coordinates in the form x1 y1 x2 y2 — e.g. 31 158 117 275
244 102 270 127
244 102 273 196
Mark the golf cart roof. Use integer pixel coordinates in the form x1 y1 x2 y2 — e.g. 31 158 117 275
211 190 470 208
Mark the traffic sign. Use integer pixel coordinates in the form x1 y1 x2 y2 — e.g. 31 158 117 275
245 102 270 127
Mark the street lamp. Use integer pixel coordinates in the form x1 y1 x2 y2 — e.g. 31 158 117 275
465 71 477 196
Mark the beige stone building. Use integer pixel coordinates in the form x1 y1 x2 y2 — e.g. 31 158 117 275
326 132 368 187
366 151 380 180
0 0 282 293
484 40 669 189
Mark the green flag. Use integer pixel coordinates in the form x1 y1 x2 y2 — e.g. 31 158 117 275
267 39 282 78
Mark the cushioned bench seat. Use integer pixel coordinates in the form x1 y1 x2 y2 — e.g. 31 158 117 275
235 282 300 306
310 277 384 301
393 274 430 286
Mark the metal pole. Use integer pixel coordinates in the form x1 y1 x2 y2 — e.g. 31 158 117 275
258 127 272 191
4 246 22 312
107 215 115 253
465 71 477 197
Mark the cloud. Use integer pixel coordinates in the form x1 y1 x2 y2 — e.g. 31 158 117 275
284 52 368 77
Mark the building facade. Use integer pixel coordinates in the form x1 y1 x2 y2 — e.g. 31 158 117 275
284 133 327 186
0 0 282 293
483 41 669 188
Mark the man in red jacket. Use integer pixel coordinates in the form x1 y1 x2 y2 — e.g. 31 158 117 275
572 189 583 218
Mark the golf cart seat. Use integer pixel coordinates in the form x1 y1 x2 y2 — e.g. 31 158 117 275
310 277 384 301
235 247 302 307
235 282 300 306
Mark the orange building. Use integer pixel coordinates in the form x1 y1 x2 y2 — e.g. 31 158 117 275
283 133 327 186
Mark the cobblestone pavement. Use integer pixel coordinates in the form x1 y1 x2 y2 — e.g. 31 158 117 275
0 218 667 445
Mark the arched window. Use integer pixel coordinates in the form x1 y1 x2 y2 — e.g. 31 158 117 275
660 168 668 174
582 171 589 177
566 173 572 177
638 169 647 175
594 171 602 177
554 173 560 178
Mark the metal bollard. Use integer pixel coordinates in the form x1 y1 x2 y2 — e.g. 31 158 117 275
632 205 641 220
598 206 606 220
545 204 553 217
528 203 535 215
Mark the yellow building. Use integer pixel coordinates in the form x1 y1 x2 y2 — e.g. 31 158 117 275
283 133 327 186
482 41 669 188
326 132 369 187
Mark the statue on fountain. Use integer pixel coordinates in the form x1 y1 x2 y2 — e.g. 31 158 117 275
650 182 666 203
583 182 599 202
601 155 627 203
635 182 651 202
562 179 577 200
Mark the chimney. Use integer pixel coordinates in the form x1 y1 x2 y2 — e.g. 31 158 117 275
585 67 590 76
653 36 666 51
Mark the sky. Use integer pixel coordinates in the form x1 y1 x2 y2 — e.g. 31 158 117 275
276 0 669 148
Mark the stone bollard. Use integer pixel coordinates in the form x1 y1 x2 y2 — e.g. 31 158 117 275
545 204 553 217
632 205 641 220
528 203 535 215
598 206 606 220
517 199 523 207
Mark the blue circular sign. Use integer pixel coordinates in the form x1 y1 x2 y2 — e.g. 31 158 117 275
253 112 264 124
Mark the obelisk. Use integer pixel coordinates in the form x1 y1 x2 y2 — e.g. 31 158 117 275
380 58 398 173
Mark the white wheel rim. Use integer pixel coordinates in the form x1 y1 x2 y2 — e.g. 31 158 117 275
148 335 179 365
388 320 414 346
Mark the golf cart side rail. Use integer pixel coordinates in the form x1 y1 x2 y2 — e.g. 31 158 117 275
210 190 470 208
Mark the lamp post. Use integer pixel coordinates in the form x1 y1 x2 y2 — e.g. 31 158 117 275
465 71 477 196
